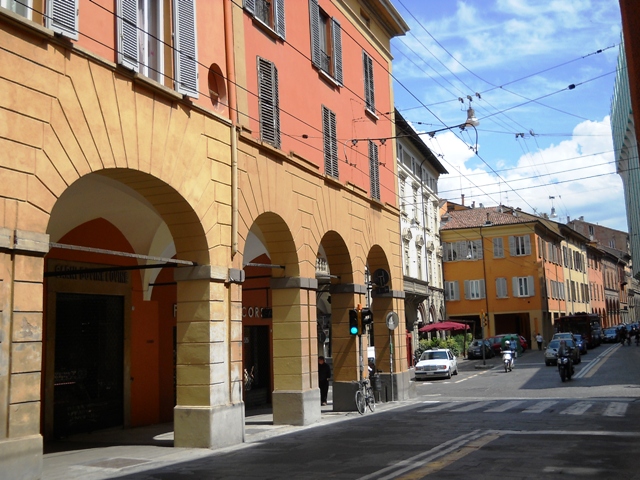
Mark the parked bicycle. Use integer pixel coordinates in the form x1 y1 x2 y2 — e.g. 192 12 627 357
354 377 375 414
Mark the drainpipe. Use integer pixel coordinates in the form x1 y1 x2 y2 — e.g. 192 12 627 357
224 0 239 257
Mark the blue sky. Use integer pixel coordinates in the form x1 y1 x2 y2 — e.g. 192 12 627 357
390 0 626 231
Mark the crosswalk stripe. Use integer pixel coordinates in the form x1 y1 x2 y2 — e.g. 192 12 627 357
419 402 465 412
451 401 494 412
485 400 525 412
522 400 558 414
603 402 629 417
560 401 593 415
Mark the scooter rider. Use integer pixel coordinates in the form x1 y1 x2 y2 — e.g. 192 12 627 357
502 340 515 371
556 339 574 375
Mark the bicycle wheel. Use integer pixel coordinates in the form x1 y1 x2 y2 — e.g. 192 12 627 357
355 389 365 414
366 387 375 412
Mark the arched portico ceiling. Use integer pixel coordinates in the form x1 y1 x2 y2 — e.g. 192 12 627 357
250 212 298 278
47 170 210 294
319 231 353 285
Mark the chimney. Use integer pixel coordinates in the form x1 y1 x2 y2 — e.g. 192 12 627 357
471 201 475 208
461 194 465 206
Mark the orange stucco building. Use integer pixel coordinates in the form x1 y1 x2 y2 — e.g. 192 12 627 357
0 1 409 478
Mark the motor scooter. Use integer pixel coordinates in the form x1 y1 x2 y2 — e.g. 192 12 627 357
557 353 573 382
502 349 514 372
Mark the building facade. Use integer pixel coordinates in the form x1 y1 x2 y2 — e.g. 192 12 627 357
394 110 447 362
0 1 410 477
440 206 565 347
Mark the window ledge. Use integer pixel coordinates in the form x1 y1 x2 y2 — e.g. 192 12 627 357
317 68 342 89
365 108 378 121
251 16 283 41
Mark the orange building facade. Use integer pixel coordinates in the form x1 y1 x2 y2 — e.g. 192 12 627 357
0 1 409 478
440 207 566 346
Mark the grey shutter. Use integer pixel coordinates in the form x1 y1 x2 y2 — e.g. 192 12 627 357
512 277 519 297
363 51 375 112
445 282 450 300
453 281 459 301
46 0 78 40
275 0 286 39
509 236 515 256
244 0 256 14
475 239 483 259
309 0 321 68
332 19 343 84
524 235 531 255
174 0 199 98
369 141 380 200
322 106 338 178
479 279 486 299
464 280 470 300
258 57 281 148
117 0 138 71
527 276 535 297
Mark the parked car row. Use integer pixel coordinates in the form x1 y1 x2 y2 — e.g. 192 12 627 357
486 334 528 356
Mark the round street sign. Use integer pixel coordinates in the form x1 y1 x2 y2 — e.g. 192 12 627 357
386 311 399 330
372 268 390 287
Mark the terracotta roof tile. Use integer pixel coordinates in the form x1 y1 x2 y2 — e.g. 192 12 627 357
441 207 536 230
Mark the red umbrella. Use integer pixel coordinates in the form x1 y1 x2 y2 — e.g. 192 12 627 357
418 320 470 333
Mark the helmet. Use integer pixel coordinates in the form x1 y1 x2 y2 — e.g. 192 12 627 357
504 340 511 346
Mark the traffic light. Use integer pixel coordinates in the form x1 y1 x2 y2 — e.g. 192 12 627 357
349 308 360 335
361 308 373 328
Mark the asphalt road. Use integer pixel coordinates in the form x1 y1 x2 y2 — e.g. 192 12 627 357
83 342 639 480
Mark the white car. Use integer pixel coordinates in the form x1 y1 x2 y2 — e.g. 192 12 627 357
414 348 458 380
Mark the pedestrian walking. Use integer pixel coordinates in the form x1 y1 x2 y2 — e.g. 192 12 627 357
318 356 331 406
536 333 543 350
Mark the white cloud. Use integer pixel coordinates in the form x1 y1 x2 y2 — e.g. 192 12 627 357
431 117 627 230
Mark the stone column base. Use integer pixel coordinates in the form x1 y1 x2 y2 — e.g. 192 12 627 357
377 371 415 402
0 435 42 480
331 381 360 412
174 403 244 449
272 389 320 426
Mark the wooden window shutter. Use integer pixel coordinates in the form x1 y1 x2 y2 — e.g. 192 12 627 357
363 51 375 112
464 280 470 299
479 279 486 299
243 0 256 14
524 235 531 255
309 0 321 69
174 0 199 98
275 0 286 39
332 19 343 84
527 276 535 296
369 140 380 200
322 106 338 178
475 239 483 259
512 277 519 297
117 0 138 71
46 0 79 40
258 57 281 148
508 236 515 256
453 281 459 300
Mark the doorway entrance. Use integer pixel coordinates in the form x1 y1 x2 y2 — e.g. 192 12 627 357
53 293 124 438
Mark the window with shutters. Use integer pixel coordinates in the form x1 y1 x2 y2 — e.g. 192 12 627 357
443 242 458 262
493 237 504 258
496 277 508 298
509 235 531 256
243 0 286 39
464 279 486 300
369 140 380 201
46 0 78 39
444 281 459 301
2 0 31 19
322 105 338 178
309 0 342 84
363 51 375 114
117 0 197 97
257 57 281 148
513 276 534 297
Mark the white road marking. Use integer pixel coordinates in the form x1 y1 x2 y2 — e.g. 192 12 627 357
603 402 629 417
485 400 525 412
560 401 593 415
451 401 494 412
522 400 558 414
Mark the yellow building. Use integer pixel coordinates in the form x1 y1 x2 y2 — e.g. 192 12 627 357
440 206 564 346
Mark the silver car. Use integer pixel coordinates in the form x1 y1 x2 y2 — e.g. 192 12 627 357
415 349 458 380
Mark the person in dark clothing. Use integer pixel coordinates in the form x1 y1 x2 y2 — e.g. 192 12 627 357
318 356 331 406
